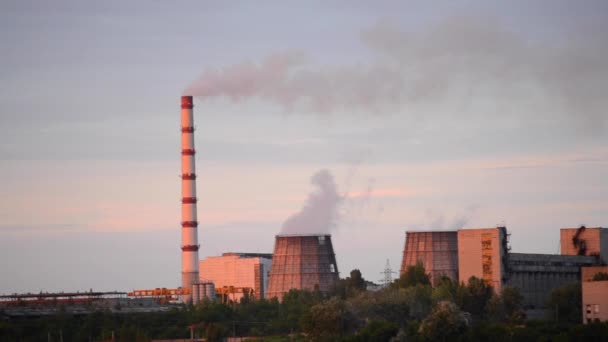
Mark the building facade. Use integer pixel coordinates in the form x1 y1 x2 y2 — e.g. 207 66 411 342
199 253 272 301
399 226 605 311
560 227 608 263
457 227 508 292
582 266 608 323
506 253 596 308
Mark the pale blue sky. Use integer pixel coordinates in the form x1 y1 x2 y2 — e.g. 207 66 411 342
1 0 607 293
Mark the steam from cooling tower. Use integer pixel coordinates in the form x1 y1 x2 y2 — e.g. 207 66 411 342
281 169 342 235
185 16 607 131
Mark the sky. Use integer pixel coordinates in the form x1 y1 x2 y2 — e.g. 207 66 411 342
1 0 607 294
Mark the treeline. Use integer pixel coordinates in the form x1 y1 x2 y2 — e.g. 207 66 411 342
1 266 607 341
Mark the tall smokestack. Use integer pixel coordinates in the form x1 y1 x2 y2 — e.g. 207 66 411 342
180 95 199 303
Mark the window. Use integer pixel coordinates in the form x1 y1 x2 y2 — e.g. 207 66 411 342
318 236 325 245
595 304 600 314
330 264 335 273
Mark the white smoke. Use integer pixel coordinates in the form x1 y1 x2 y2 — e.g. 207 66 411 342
185 16 608 131
425 205 479 231
280 169 342 235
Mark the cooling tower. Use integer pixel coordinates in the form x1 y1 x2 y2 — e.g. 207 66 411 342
267 234 339 300
401 231 458 285
180 95 199 303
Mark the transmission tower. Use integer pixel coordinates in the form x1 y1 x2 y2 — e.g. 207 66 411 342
380 259 397 287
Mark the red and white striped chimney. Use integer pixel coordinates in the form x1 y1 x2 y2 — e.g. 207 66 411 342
180 95 199 303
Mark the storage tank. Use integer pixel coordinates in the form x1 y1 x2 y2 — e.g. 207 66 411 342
267 234 339 300
400 231 458 285
196 283 204 302
191 284 200 304
203 282 216 301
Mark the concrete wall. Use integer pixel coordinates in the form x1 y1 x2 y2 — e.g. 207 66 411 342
583 281 608 323
458 227 507 292
602 229 608 264
561 227 607 263
582 266 608 282
401 231 458 285
199 254 272 300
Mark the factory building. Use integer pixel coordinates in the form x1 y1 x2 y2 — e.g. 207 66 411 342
458 227 509 292
199 253 272 301
582 266 608 323
400 231 458 285
267 235 339 300
561 227 608 263
507 253 596 309
401 226 606 311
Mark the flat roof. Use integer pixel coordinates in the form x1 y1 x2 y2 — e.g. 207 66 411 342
275 233 332 237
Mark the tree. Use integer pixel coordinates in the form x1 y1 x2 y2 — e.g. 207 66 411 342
457 276 493 319
345 319 398 342
347 269 367 292
301 297 355 342
548 283 582 323
276 289 322 333
332 269 368 299
398 262 431 288
432 276 459 303
418 301 469 342
501 286 524 323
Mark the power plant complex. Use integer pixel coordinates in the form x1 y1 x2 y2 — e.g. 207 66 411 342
2 95 606 325
401 226 608 315
171 96 608 320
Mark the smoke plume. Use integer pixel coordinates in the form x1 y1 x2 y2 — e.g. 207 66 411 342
185 16 608 130
425 205 479 231
281 169 342 235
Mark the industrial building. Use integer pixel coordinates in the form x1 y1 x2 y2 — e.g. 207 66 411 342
401 226 607 310
507 253 596 308
199 253 272 301
267 234 339 300
582 266 608 324
458 227 509 292
561 227 608 263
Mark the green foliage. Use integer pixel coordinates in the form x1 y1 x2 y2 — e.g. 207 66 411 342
592 272 608 281
301 297 356 342
401 284 433 320
205 322 227 342
279 289 323 332
343 319 398 342
397 262 431 288
418 301 469 342
348 288 410 324
501 286 525 323
331 269 368 299
431 276 459 303
457 276 494 319
548 282 582 324
2 275 605 341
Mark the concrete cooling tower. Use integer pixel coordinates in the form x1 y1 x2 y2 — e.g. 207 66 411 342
401 231 459 285
267 234 339 300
